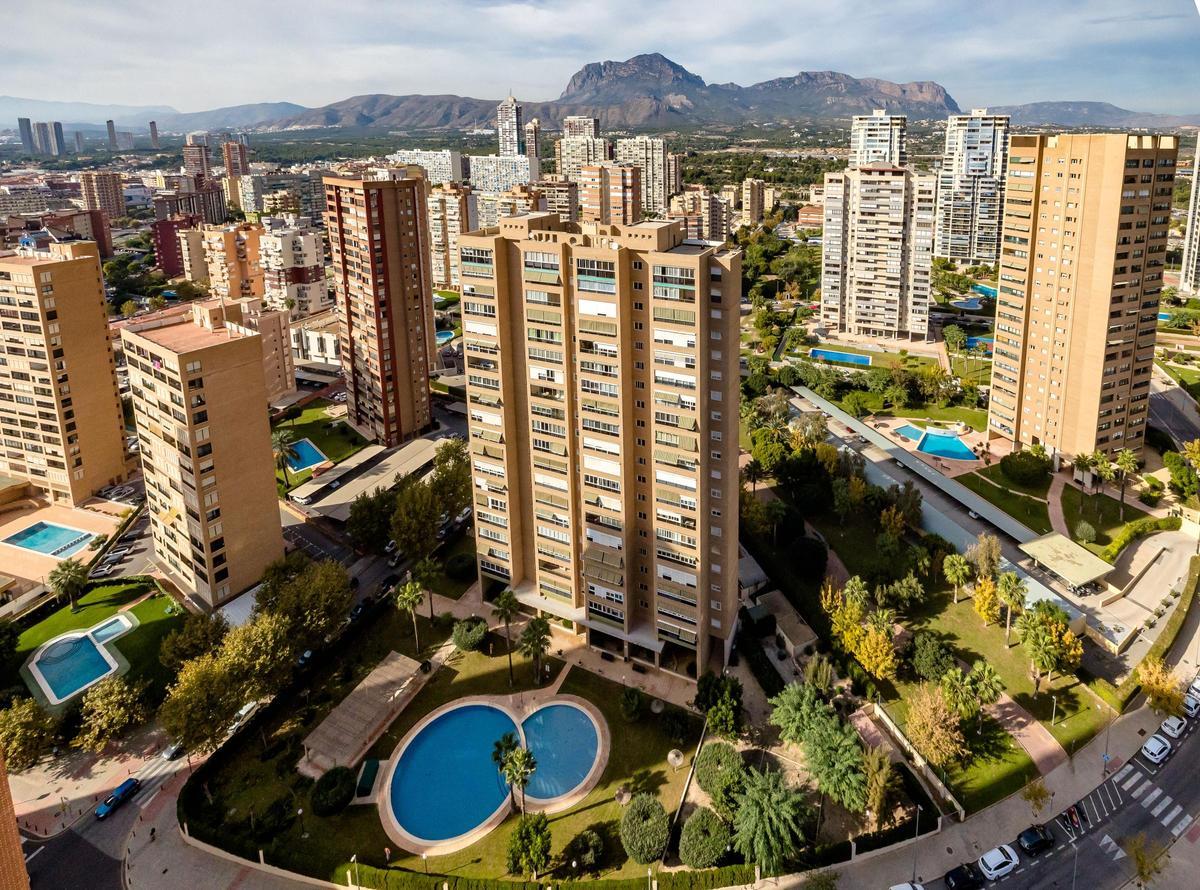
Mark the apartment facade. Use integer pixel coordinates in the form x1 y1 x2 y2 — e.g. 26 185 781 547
849 110 907 168
122 305 284 608
459 214 741 677
820 166 935 339
152 214 202 278
325 172 434 446
580 164 641 225
668 186 730 243
562 116 600 138
556 136 612 182
467 155 532 193
201 223 264 300
384 150 467 184
222 141 249 177
524 118 542 179
1180 142 1200 293
79 171 126 221
935 109 1010 265
497 95 523 157
987 133 1176 459
537 175 579 222
615 137 672 214
0 241 127 505
258 217 328 317
741 178 765 227
182 143 211 184
427 183 478 290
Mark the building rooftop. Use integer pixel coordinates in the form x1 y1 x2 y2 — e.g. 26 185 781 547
1019 533 1116 589
126 319 251 354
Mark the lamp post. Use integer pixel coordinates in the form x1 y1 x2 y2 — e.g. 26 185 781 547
297 807 306 839
1051 694 1058 726
1102 706 1114 778
647 867 653 890
1071 840 1079 890
351 853 359 888
910 805 923 883
422 853 429 874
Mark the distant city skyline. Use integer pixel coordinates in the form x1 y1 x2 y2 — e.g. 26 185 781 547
9 0 1200 114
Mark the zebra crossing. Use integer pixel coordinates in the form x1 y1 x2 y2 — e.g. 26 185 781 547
1102 763 1195 838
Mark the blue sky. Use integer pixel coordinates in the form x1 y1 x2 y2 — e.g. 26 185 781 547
11 0 1200 113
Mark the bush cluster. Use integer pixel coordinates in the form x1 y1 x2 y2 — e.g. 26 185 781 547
678 807 730 869
445 552 478 582
1100 516 1181 563
694 741 746 820
311 765 356 816
619 793 670 864
451 616 488 651
999 450 1051 486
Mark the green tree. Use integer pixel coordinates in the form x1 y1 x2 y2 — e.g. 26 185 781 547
997 572 1027 646
413 556 440 622
120 299 138 318
1122 833 1167 888
345 487 394 554
695 741 746 819
506 813 551 878
271 429 298 488
394 580 424 652
492 731 520 810
742 458 765 492
732 768 810 875
940 668 978 723
965 533 1001 581
502 745 537 814
0 619 20 667
256 559 353 651
158 652 240 754
862 746 899 831
72 677 148 752
768 683 865 812
943 553 972 605
159 611 229 675
904 684 966 768
620 792 670 864
518 616 551 684
842 390 871 418
943 324 967 355
968 661 1003 725
391 478 440 562
909 631 955 682
679 807 731 869
431 437 471 518
148 295 167 311
1137 656 1185 715
491 588 520 687
222 612 297 700
1018 600 1084 690
0 698 56 771
1021 777 1051 819
973 575 1000 626
1115 448 1140 521
48 559 88 611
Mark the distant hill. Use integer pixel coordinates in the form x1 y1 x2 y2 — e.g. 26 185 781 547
991 101 1200 129
0 96 307 133
0 95 176 125
151 102 309 132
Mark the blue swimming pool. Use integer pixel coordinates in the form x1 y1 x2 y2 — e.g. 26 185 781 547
522 704 598 801
436 330 456 346
971 284 998 298
286 437 327 472
965 336 994 351
1159 312 1172 322
2 521 94 557
895 424 925 442
809 348 871 366
32 635 112 703
92 616 130 644
950 298 982 310
916 427 977 461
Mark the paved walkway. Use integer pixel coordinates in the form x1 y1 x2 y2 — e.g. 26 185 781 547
1047 472 1070 536
986 692 1067 776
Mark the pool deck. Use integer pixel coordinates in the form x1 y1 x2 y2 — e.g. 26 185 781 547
0 502 121 588
867 416 1014 478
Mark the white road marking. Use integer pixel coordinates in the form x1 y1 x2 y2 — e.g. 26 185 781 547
1173 814 1194 837
1162 804 1183 828
1142 788 1163 808
24 847 44 864
1123 771 1143 791
1132 782 1150 800
1113 764 1133 783
1151 795 1173 817
1087 796 1100 824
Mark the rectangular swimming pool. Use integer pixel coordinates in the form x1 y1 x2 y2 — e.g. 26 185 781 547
2 521 94 557
286 437 328 472
809 348 871 366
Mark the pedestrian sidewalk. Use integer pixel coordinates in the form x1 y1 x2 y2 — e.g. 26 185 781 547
1048 472 1070 536
986 692 1067 776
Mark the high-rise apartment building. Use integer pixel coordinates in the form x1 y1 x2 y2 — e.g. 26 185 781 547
561 116 600 138
0 241 127 505
1180 139 1200 294
154 184 226 226
615 137 673 214
106 120 117 150
74 131 84 153
122 302 284 608
80 171 126 220
428 183 478 290
537 175 579 222
384 150 467 184
820 165 935 339
258 216 328 317
458 214 742 675
0 754 29 890
741 178 765 227
525 118 542 180
668 186 729 242
497 95 523 157
666 153 683 199
935 109 1010 265
149 121 160 149
179 229 208 284
222 140 250 177
467 155 531 193
152 214 202 278
580 164 642 225
32 123 51 156
325 171 435 446
201 223 264 300
17 118 34 155
849 110 907 168
556 137 612 182
182 143 212 184
987 133 1176 459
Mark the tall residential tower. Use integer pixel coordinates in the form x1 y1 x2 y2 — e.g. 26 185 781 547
849 110 907 168
935 109 1010 265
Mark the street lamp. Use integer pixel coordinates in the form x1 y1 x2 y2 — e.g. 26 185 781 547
422 852 429 874
910 804 923 883
1051 694 1058 726
1071 840 1079 890
297 807 306 838
351 853 359 888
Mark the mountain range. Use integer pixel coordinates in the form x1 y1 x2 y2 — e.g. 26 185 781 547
7 54 1199 134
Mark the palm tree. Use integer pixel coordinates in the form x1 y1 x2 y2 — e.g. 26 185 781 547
413 557 440 622
1071 452 1093 489
731 767 809 876
502 746 537 814
491 588 521 687
968 661 1003 729
271 429 298 488
492 732 519 810
48 559 88 612
1115 448 1139 521
763 498 788 546
943 554 972 605
518 616 551 685
394 580 424 652
742 458 765 493
882 383 908 409
867 608 895 635
940 668 977 722
997 572 1027 646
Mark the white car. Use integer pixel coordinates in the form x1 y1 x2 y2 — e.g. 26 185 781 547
385 540 398 554
1141 733 1172 765
1184 694 1200 718
889 885 925 890
977 844 1019 880
89 564 117 578
1160 715 1187 739
1190 675 1200 699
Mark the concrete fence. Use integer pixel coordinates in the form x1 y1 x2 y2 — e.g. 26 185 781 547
870 703 967 822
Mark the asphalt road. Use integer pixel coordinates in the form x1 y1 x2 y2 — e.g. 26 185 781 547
1149 378 1200 446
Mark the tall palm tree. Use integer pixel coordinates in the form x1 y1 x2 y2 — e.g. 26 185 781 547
492 732 519 810
731 767 810 876
518 617 551 685
271 429 298 487
394 580 424 652
413 557 440 622
48 559 88 612
968 661 1004 729
763 498 788 546
742 458 765 493
1071 452 1093 489
491 588 521 687
1115 448 1139 521
502 746 537 814
940 668 977 722
943 554 972 605
997 572 1027 646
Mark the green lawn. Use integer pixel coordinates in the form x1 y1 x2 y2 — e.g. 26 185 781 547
956 472 1053 535
807 512 884 581
426 534 476 600
950 355 993 386
119 592 187 702
976 462 1051 499
275 400 369 491
832 390 988 432
1059 485 1147 556
1159 362 1200 402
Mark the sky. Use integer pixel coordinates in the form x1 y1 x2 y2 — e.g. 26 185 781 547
10 0 1200 114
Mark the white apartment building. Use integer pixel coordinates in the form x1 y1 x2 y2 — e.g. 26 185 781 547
556 137 612 182
934 109 1010 265
849 110 908 168
821 165 935 339
258 216 329 317
561 116 600 138
1181 140 1200 293
497 95 523 157
468 155 531 193
384 149 468 185
615 137 673 214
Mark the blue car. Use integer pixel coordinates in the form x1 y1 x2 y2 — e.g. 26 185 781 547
95 778 141 820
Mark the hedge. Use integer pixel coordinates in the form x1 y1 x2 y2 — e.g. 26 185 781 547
310 765 356 816
1083 555 1200 713
344 865 758 890
620 793 670 864
678 807 730 869
1099 516 1181 564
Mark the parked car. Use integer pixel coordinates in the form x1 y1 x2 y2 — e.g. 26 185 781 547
297 649 314 669
977 845 1019 880
161 741 184 761
889 885 925 890
95 778 141 819
385 540 398 554
1017 824 1054 856
1160 715 1187 739
349 601 369 622
104 548 133 562
89 564 117 579
967 510 980 520
454 507 472 525
227 701 260 737
1141 733 1172 765
943 863 984 890
1184 693 1200 718
387 552 403 568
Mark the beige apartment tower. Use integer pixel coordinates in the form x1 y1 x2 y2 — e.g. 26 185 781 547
325 172 434 446
0 242 127 505
79 171 126 221
428 183 478 290
0 754 29 890
580 164 642 226
459 213 741 677
202 223 265 300
121 304 284 609
987 133 1176 459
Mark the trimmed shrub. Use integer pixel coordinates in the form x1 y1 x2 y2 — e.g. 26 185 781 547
1139 490 1163 507
1074 520 1097 545
563 827 605 872
999 450 1051 486
695 742 745 819
451 616 487 651
1100 516 1182 563
661 710 691 745
620 687 643 723
909 631 954 682
679 807 730 869
311 765 356 816
620 793 669 864
445 552 478 582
